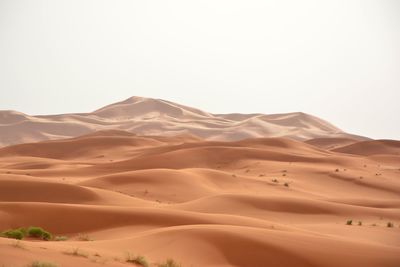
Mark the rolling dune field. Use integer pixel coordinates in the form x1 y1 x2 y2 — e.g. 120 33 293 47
0 129 399 267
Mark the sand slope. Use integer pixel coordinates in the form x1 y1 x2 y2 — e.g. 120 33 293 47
305 137 360 150
332 139 400 156
0 131 399 267
0 96 369 147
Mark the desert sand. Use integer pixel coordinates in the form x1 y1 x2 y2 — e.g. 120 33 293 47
0 98 399 267
0 127 399 267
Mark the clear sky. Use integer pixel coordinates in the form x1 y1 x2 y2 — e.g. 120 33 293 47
1 0 399 139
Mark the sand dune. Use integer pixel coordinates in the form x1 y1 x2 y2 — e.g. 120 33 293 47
305 137 360 150
332 139 400 156
0 131 399 267
0 96 368 147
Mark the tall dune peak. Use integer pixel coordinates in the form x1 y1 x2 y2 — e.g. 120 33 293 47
0 96 369 147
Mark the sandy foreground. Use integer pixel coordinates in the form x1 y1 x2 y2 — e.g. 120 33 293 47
0 130 399 267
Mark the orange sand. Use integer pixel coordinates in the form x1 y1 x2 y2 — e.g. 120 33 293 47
0 130 399 267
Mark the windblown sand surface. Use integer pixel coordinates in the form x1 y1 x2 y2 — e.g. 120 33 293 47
0 130 399 267
0 96 368 147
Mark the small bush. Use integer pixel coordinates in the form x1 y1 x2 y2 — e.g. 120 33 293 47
284 182 289 187
387 222 394 228
27 227 52 240
272 179 278 183
42 231 52 241
27 227 44 238
29 261 58 267
158 259 181 267
346 219 353 225
126 254 149 267
54 236 68 241
358 221 362 226
1 229 24 240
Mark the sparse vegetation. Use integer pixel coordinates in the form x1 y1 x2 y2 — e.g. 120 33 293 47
27 227 52 241
29 261 58 267
126 254 149 267
358 221 362 226
346 219 353 225
335 169 339 172
158 259 181 267
387 222 394 228
42 231 52 241
77 233 93 241
272 179 278 183
17 227 27 236
1 226 52 241
0 229 24 240
64 247 89 258
54 236 68 241
284 182 289 187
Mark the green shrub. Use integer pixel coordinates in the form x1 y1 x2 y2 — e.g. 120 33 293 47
28 227 45 238
346 219 353 225
126 254 149 267
42 231 52 241
158 259 181 267
1 229 24 240
27 227 52 240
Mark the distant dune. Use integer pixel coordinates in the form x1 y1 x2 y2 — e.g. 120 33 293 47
332 139 400 156
305 137 360 150
0 130 399 267
0 96 368 147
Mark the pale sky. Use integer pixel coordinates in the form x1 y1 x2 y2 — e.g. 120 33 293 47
0 0 399 139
